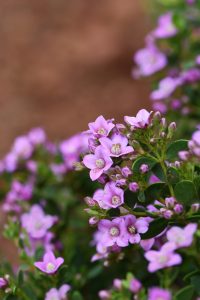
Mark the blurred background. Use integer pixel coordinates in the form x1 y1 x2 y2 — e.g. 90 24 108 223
0 0 151 154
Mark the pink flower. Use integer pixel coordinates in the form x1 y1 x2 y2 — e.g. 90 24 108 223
153 13 177 39
60 133 89 169
45 284 71 300
129 278 142 293
97 218 128 248
83 146 113 181
134 44 167 76
103 182 124 208
28 127 46 145
150 77 182 101
124 109 151 129
88 116 115 137
11 136 33 160
99 134 134 157
148 287 171 300
0 277 8 289
145 243 182 272
21 205 57 239
124 215 149 244
34 251 64 274
140 238 155 251
166 223 197 248
129 182 139 192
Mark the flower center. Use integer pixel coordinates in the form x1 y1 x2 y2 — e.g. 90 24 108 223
111 143 121 155
128 225 136 234
97 128 106 135
158 255 168 264
46 262 55 272
95 159 105 169
34 221 43 230
109 226 120 237
111 195 121 205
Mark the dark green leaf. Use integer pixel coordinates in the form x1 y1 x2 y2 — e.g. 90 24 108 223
145 183 170 203
175 285 194 300
124 190 138 208
132 156 157 173
141 218 168 239
166 139 188 160
174 180 198 206
71 291 83 300
152 163 165 181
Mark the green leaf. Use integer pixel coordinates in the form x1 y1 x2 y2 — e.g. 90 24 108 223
184 270 200 281
71 291 83 300
145 182 170 203
174 180 198 206
190 275 200 294
167 167 180 184
166 139 188 161
152 163 165 181
141 218 168 239
17 270 24 286
108 208 120 217
132 156 157 173
124 190 138 208
175 285 194 300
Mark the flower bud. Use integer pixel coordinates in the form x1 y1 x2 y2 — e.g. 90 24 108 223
129 182 139 192
140 164 149 174
165 197 175 209
84 197 96 207
129 278 142 293
191 203 200 212
89 217 99 225
113 279 122 290
174 204 183 214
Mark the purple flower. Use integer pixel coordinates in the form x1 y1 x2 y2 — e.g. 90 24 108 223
99 134 133 157
11 136 33 160
97 218 128 248
60 133 89 170
134 44 167 76
103 182 124 208
140 164 149 174
21 205 57 239
28 127 46 145
124 109 151 129
83 146 113 181
0 277 8 289
148 287 171 300
34 251 64 274
129 278 142 293
98 290 111 299
92 189 109 209
129 182 139 192
181 68 200 83
151 77 182 100
145 243 182 272
45 284 71 300
153 13 177 39
140 238 155 251
88 115 115 137
123 215 149 244
166 223 197 248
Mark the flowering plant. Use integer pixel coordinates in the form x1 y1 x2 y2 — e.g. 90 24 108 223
82 110 200 299
0 128 102 299
133 0 200 136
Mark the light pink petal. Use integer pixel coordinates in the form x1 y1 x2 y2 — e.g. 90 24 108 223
90 168 103 181
83 154 96 169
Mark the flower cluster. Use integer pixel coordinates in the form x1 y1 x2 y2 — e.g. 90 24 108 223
133 2 200 131
82 109 200 299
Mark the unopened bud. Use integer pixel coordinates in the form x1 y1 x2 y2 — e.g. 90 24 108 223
84 197 96 207
89 216 99 225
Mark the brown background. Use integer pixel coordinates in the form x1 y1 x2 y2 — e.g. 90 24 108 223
0 0 151 155
0 0 151 261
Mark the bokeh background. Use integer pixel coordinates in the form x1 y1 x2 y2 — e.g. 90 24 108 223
0 0 152 155
0 0 154 270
